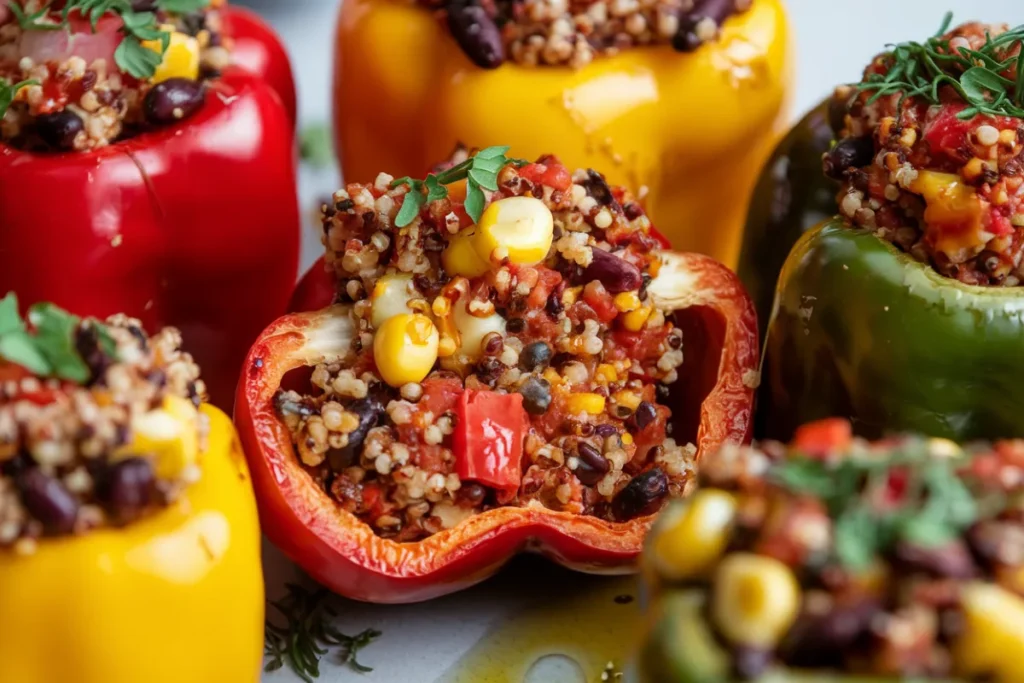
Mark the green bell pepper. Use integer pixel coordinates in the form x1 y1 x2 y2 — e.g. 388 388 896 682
758 217 1024 441
737 100 836 338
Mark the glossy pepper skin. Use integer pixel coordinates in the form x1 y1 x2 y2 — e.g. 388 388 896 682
0 9 299 410
736 100 836 338
236 251 758 603
0 406 264 683
332 0 791 268
759 218 1024 442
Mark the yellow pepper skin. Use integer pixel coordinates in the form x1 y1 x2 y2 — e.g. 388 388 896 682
0 406 264 683
333 0 792 267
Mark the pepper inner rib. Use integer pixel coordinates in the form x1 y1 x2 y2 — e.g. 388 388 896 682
274 148 697 542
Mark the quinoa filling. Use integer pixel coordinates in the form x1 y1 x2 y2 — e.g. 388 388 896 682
0 0 231 152
827 19 1024 286
428 0 752 69
0 296 208 554
649 422 1024 680
275 148 697 541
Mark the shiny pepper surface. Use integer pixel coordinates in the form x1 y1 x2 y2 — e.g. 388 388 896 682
0 406 264 683
332 0 792 267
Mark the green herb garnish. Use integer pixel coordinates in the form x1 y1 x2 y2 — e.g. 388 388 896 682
8 0 210 80
299 123 335 170
0 293 115 383
264 583 382 682
390 145 528 227
857 12 1024 120
774 441 994 571
0 78 37 119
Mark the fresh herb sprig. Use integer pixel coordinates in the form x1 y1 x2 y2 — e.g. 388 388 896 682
774 441 994 571
0 293 116 383
390 145 528 227
8 0 210 79
857 12 1024 120
264 583 382 682
0 78 37 119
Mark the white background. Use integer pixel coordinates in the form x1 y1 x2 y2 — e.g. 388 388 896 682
232 1 1024 681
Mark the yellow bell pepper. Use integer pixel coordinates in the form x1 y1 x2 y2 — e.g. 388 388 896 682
0 405 264 683
333 0 792 267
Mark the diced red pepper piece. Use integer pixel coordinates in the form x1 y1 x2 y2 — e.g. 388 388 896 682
792 418 853 459
452 390 527 503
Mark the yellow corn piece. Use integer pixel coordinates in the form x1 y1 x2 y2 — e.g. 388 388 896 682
566 392 605 416
651 490 737 581
442 231 490 278
373 313 439 386
711 553 800 649
623 306 653 332
595 364 618 384
473 196 554 266
621 433 634 446
370 273 416 328
951 582 1024 681
612 390 641 412
613 292 641 312
542 367 563 386
144 29 200 84
118 394 199 479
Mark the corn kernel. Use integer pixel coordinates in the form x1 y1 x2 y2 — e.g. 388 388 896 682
712 553 800 648
623 306 652 332
563 287 581 306
612 390 641 412
595 364 618 383
651 490 737 581
438 335 458 357
542 367 563 386
453 296 506 359
118 394 199 478
144 29 200 84
370 273 416 328
442 232 490 278
613 292 641 312
431 296 451 317
473 196 554 266
566 392 605 415
621 432 634 446
951 582 1024 681
373 314 439 387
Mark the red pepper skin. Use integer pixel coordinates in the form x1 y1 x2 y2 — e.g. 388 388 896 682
223 5 297 127
0 67 299 409
453 390 528 503
240 250 757 603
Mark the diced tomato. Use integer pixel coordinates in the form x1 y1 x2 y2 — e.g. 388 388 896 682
452 390 527 503
792 418 853 459
419 376 464 417
526 266 562 309
609 326 670 363
360 482 386 518
924 105 973 155
985 207 1014 237
519 158 572 192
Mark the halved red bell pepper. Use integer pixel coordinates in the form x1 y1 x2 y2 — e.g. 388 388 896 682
0 8 299 409
237 249 758 603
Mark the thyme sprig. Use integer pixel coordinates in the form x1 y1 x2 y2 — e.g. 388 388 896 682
264 583 382 682
390 145 528 227
7 0 210 79
774 440 1001 571
857 12 1024 120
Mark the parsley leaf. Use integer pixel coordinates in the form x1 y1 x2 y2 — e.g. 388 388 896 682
299 124 335 170
8 1 63 31
0 78 37 121
159 0 210 12
389 146 528 227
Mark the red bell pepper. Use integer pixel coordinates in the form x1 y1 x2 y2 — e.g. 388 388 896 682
0 7 299 409
453 390 528 503
237 249 758 603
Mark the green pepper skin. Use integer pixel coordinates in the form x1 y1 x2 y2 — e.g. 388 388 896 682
758 218 1024 441
737 100 836 339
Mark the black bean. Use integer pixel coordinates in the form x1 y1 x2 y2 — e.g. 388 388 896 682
780 600 879 669
546 287 565 316
575 442 610 487
474 357 504 387
628 401 658 431
892 540 977 579
518 377 552 415
327 397 384 471
144 79 205 126
673 0 734 52
36 109 84 150
582 169 615 206
446 2 504 69
1 452 31 478
583 248 643 294
612 468 668 520
75 324 113 383
17 469 78 535
99 457 156 522
732 646 772 681
506 317 526 333
823 136 875 180
518 341 552 372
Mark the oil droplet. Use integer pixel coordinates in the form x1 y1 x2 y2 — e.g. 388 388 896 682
438 574 641 683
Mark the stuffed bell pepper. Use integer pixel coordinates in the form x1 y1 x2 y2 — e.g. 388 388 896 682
641 418 1024 683
237 148 759 603
0 0 300 408
0 295 263 683
761 17 1024 441
333 0 791 267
